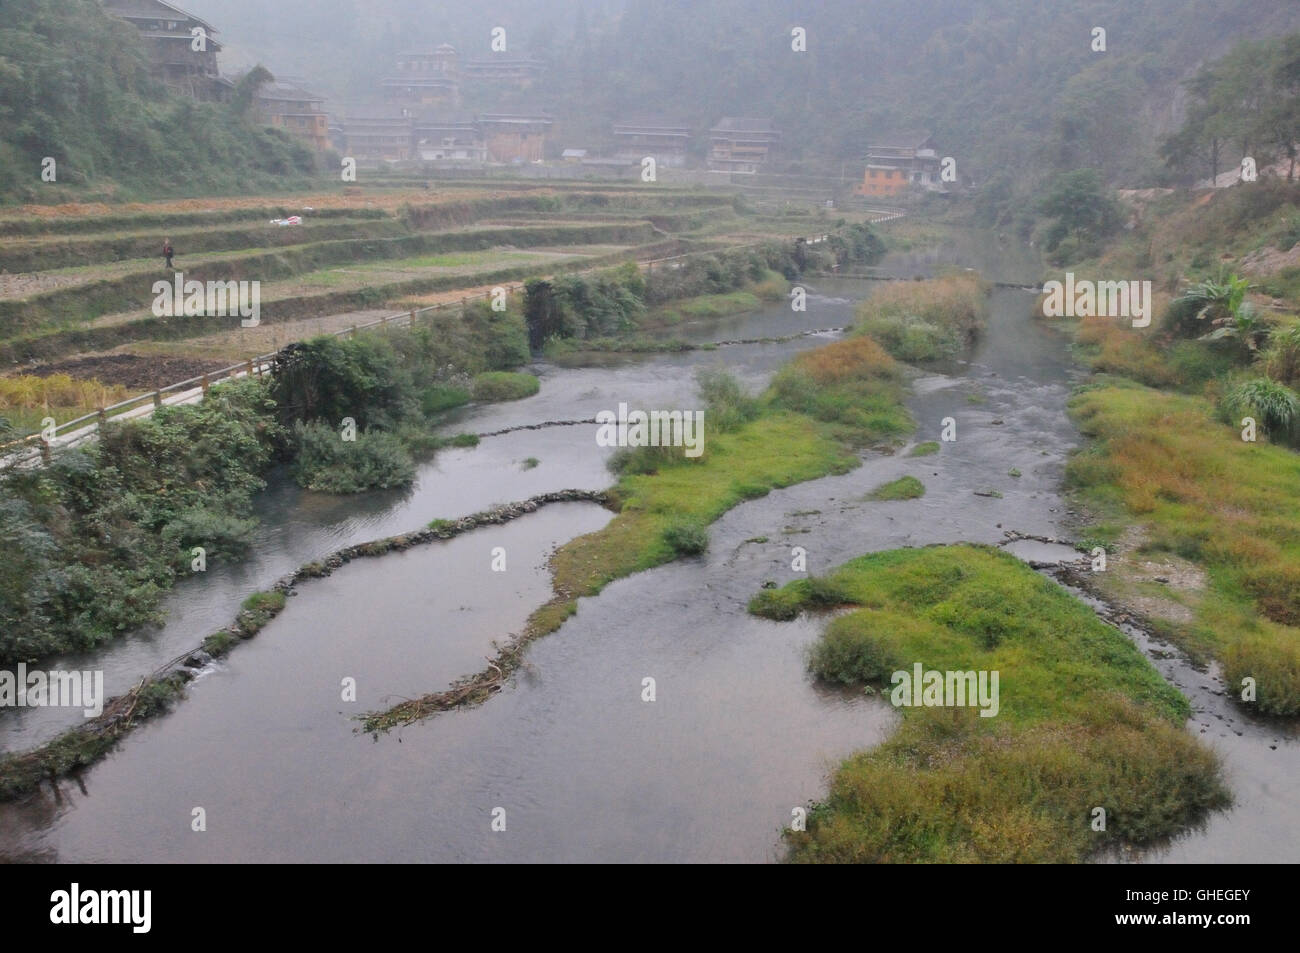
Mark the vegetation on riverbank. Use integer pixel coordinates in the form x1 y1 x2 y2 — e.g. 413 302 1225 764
1068 381 1300 715
748 544 1229 862
470 372 540 402
0 302 530 663
523 224 883 350
852 272 991 362
0 379 280 664
1033 171 1300 717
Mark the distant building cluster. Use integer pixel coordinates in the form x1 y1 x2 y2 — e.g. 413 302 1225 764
100 0 945 188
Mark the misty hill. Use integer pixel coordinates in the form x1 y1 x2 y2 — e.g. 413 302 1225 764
0 0 319 203
190 0 1300 188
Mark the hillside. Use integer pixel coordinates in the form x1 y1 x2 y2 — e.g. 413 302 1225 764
191 0 1300 184
0 0 320 203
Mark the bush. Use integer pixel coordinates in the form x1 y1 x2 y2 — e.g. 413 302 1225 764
462 301 531 369
1224 635 1300 716
291 420 415 493
1219 377 1300 443
662 519 709 556
470 371 539 402
420 383 471 415
159 507 257 563
608 443 689 475
853 274 990 363
270 334 417 431
697 368 760 433
1262 323 1300 387
808 611 906 684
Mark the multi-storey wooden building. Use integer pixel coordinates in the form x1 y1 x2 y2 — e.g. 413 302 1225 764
613 119 691 168
101 0 229 101
381 46 461 107
478 113 553 163
853 131 943 196
343 113 415 162
414 115 487 162
707 118 779 172
461 56 546 88
255 81 330 151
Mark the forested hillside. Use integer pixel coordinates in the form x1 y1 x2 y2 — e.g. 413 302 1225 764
0 0 319 203
193 0 1300 185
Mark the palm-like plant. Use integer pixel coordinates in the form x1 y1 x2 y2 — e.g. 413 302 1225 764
1200 300 1269 351
1178 268 1250 327
1223 377 1300 439
1177 268 1272 352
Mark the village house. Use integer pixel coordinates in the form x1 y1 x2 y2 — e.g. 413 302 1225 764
853 131 943 196
255 81 330 151
613 119 691 167
381 46 461 107
414 115 487 162
343 112 414 162
478 113 553 163
460 55 546 88
707 118 779 172
100 0 230 102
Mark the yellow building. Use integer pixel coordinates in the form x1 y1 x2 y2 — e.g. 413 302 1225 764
854 164 909 197
256 82 330 151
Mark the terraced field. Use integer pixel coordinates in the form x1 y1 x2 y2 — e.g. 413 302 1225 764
0 180 856 428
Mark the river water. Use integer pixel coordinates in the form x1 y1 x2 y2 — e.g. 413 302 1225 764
1 231 1294 862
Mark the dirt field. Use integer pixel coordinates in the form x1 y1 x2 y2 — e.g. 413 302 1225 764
16 354 235 390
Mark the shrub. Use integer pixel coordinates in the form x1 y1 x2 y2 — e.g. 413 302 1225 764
291 420 415 493
662 519 709 556
808 611 906 684
1220 377 1300 443
420 383 471 415
1262 323 1300 387
607 442 694 475
697 368 760 433
270 334 417 430
1224 635 1300 716
853 273 990 362
160 507 257 563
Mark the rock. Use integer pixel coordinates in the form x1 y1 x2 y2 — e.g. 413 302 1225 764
184 651 211 668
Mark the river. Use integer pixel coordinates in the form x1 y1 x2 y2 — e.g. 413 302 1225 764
1 231 1294 862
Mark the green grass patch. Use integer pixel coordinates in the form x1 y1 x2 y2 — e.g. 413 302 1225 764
752 545 1229 862
540 336 911 632
470 371 540 402
867 475 925 501
908 441 941 457
1068 380 1300 715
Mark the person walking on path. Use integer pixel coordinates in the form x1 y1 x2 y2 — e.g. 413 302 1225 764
163 238 174 269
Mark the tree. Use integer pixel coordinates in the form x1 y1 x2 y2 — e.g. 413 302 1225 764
232 64 275 116
1161 38 1276 184
1038 169 1122 255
